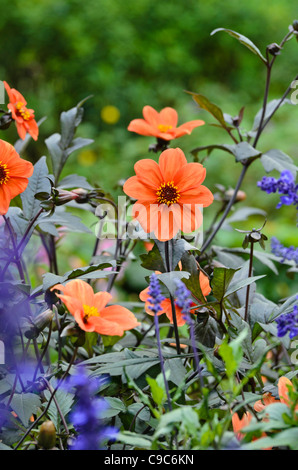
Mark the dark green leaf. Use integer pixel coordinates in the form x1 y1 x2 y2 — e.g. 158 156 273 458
261 149 298 176
21 157 51 220
211 28 266 63
211 267 238 302
186 92 227 127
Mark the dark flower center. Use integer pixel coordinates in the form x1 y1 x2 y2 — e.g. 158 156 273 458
156 181 180 206
0 162 9 185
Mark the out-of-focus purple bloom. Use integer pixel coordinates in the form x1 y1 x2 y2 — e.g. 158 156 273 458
65 366 118 450
147 273 165 315
174 279 203 386
257 176 278 194
174 279 192 320
271 237 298 264
257 170 298 211
276 298 298 339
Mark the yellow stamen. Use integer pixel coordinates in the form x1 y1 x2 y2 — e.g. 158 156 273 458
83 304 100 320
156 181 180 206
158 124 173 133
15 101 32 121
0 161 10 185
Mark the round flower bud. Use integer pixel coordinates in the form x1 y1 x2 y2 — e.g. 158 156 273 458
38 421 56 449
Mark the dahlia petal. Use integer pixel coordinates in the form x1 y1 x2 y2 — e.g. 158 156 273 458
88 316 125 336
174 120 205 138
93 291 113 312
163 300 186 326
100 305 140 332
53 293 82 317
74 309 97 332
7 158 34 179
134 159 163 189
158 107 178 127
179 185 214 207
27 119 39 140
142 105 160 126
278 377 293 406
175 202 203 234
0 185 12 215
159 148 188 182
16 122 27 140
127 119 155 136
175 162 206 190
52 280 94 310
6 177 30 199
199 271 211 297
123 176 157 201
155 131 175 141
4 81 27 105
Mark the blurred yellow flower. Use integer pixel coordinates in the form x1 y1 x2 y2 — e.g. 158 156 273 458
101 105 120 124
77 149 97 166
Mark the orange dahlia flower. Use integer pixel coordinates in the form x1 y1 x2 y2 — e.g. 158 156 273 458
139 270 211 327
231 411 271 448
128 106 204 141
254 376 298 413
0 139 34 215
232 411 253 441
51 279 140 336
4 81 38 141
123 148 213 241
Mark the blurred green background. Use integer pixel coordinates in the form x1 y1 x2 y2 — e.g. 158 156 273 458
0 0 297 301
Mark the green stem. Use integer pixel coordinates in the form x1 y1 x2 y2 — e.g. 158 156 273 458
244 242 254 323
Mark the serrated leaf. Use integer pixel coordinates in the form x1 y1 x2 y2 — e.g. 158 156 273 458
43 387 74 429
101 397 127 418
211 267 238 302
9 393 41 426
140 243 166 272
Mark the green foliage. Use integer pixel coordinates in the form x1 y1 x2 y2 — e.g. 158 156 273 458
0 10 297 453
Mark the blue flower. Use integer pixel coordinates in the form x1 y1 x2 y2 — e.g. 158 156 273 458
257 170 298 211
174 279 192 320
147 273 165 315
65 366 118 450
271 237 298 264
276 298 298 339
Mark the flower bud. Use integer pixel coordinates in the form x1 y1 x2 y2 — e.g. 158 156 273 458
54 189 81 206
292 20 298 32
33 309 54 332
267 43 282 56
24 309 54 339
224 189 246 202
70 188 89 204
38 421 56 449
